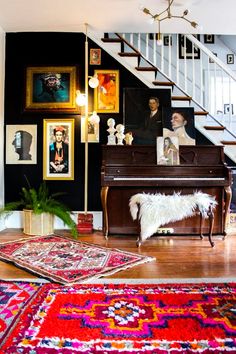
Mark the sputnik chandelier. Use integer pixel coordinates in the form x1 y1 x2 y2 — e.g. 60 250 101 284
141 0 198 45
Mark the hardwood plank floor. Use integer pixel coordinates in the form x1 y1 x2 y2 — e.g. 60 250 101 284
0 228 236 281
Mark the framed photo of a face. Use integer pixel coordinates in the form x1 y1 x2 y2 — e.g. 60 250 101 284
43 119 74 180
204 35 215 44
6 125 37 164
179 34 200 59
162 107 196 146
124 88 171 145
90 49 101 65
94 70 119 113
25 66 77 112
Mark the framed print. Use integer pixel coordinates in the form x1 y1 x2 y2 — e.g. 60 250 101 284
90 49 101 65
94 70 119 113
179 34 200 59
209 53 217 63
204 34 215 44
43 119 74 180
162 107 196 145
227 54 234 64
224 103 234 115
6 125 37 164
81 116 100 143
157 136 180 165
25 66 77 112
163 35 172 46
124 88 171 145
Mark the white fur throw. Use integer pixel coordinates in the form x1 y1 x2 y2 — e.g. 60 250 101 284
129 192 217 242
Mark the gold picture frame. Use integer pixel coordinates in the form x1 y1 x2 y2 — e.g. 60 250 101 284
43 118 74 180
94 70 119 113
25 66 77 112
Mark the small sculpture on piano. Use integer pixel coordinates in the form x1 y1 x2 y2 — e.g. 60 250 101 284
125 131 133 145
107 118 116 145
115 124 125 145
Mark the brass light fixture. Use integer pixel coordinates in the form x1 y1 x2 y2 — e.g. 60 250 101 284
141 0 198 45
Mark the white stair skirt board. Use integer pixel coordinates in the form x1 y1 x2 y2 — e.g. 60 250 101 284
171 100 190 108
122 56 138 67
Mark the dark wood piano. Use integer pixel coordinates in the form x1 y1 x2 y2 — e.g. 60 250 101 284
101 145 232 238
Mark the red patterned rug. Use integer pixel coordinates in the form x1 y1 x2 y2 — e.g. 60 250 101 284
0 281 42 342
0 283 236 353
0 235 154 284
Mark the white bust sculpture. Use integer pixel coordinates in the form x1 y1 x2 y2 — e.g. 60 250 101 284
116 124 125 145
107 118 116 145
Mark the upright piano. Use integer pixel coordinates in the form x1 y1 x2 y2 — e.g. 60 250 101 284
101 145 232 237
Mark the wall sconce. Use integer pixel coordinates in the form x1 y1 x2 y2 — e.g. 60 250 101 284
76 90 86 106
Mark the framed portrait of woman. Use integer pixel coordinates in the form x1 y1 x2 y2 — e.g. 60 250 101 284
157 136 180 165
43 118 74 180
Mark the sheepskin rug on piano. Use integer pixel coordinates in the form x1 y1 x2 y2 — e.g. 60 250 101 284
129 191 217 242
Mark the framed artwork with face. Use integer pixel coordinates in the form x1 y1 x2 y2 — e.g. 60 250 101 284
162 107 196 146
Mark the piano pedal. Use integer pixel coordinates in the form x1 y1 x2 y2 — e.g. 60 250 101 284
156 228 174 234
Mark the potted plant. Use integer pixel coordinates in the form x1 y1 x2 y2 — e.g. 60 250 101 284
0 178 78 238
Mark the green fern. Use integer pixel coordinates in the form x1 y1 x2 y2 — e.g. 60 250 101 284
0 180 78 238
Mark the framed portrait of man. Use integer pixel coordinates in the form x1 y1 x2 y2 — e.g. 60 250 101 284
124 88 171 145
162 107 196 146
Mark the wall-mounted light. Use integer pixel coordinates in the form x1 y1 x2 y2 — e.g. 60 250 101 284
76 90 86 106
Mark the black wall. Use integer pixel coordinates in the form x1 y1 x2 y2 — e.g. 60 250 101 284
4 32 146 211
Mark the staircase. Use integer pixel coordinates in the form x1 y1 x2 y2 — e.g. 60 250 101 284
89 31 236 164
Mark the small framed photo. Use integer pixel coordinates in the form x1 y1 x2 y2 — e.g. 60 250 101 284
6 125 37 164
179 34 200 59
25 66 77 112
227 54 234 64
43 118 74 180
157 136 180 165
163 35 172 46
81 116 100 143
94 70 119 113
204 35 215 44
209 53 217 63
224 103 234 115
90 49 101 65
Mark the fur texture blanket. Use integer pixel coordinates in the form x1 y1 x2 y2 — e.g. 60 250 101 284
129 192 217 242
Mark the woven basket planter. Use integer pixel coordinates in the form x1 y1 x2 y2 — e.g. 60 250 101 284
23 209 54 236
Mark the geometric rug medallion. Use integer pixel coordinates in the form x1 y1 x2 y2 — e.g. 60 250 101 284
0 235 155 284
1 282 236 353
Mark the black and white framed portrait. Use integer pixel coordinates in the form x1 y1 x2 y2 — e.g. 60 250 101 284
179 34 200 59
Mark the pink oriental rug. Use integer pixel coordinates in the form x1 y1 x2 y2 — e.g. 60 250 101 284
0 282 236 353
0 235 154 284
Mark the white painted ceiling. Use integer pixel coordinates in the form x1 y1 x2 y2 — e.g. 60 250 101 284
0 0 236 35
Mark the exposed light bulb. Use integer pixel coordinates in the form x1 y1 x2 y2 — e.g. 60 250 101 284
157 39 163 46
89 111 100 124
191 21 198 28
183 9 189 16
76 91 86 106
88 74 99 88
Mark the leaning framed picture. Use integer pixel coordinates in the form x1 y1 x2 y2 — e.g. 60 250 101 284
6 125 37 164
94 70 119 113
25 66 77 112
43 118 74 180
81 116 100 143
157 136 180 165
179 34 200 59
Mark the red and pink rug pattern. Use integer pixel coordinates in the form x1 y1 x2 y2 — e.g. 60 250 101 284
0 235 154 284
1 282 236 353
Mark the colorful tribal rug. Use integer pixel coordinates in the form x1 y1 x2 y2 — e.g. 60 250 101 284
0 235 154 284
0 283 236 353
0 281 42 342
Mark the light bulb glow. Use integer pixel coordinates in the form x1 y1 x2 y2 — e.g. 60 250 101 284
76 91 86 106
89 74 99 88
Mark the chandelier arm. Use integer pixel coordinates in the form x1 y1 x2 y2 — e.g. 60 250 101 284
156 0 174 18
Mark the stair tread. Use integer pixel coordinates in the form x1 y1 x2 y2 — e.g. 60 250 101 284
204 125 226 130
135 66 158 72
101 38 123 43
153 81 174 86
221 140 236 145
119 52 140 57
194 111 209 115
172 96 192 101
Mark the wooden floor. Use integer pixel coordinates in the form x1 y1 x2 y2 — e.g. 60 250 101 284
0 228 236 282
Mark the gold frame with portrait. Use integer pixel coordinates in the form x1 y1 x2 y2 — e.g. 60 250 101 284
94 70 119 113
43 118 74 180
25 66 77 112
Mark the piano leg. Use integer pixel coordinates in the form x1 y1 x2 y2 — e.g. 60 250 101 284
199 212 204 240
101 186 109 239
208 205 215 247
223 186 232 239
